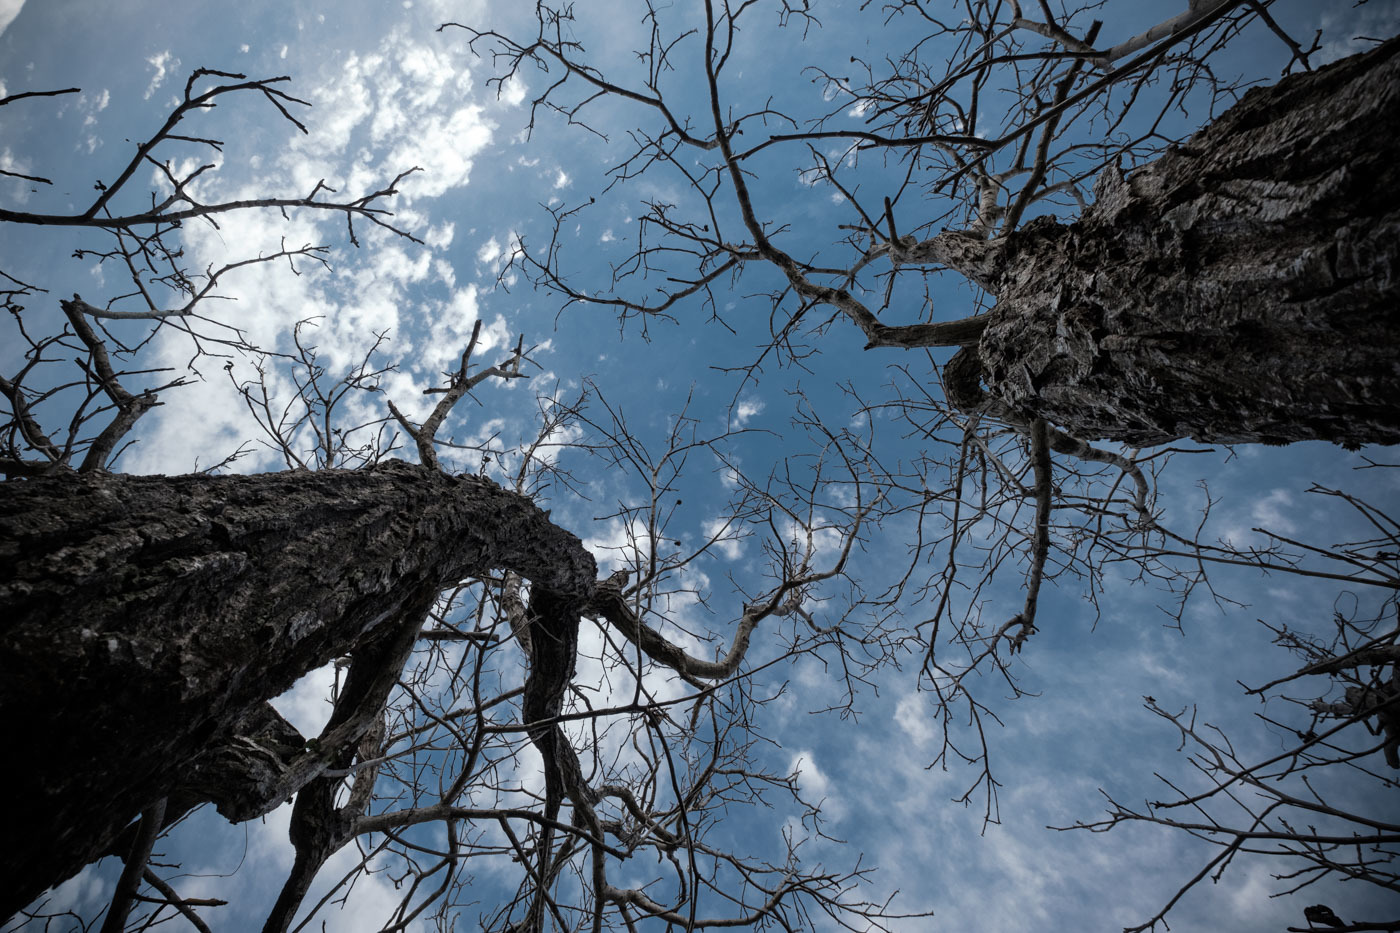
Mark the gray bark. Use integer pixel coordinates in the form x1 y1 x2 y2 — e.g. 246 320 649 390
956 37 1400 447
0 460 596 919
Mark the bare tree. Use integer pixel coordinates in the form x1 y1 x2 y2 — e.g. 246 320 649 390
446 0 1399 928
2 3 1398 932
1 61 923 933
460 2 1396 446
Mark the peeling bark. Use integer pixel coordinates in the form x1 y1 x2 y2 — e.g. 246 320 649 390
0 460 596 918
966 37 1400 447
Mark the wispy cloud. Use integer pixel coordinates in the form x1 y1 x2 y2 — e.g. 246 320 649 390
144 50 176 100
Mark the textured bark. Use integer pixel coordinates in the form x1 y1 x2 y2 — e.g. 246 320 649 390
964 37 1400 447
0 460 596 918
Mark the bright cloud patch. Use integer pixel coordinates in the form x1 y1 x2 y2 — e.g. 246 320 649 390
894 691 936 745
702 516 745 560
477 236 502 266
1249 487 1298 535
112 20 516 475
270 662 338 736
290 30 491 203
498 74 527 106
144 50 175 99
0 0 23 38
788 750 844 820
733 397 764 427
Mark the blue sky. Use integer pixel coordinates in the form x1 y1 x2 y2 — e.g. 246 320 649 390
3 1 1400 930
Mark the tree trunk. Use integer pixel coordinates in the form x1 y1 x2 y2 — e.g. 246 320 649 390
964 36 1400 447
0 460 596 919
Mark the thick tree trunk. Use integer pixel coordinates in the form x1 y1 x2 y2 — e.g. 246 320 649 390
964 37 1400 447
0 460 595 919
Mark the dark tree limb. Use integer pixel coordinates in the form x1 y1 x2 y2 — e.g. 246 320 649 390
139 869 221 933
98 797 166 933
521 586 594 931
0 460 595 917
59 297 166 472
261 622 411 933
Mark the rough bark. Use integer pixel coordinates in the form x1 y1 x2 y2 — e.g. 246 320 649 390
960 37 1400 447
0 460 596 919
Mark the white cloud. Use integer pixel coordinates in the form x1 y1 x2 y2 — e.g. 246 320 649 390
1249 487 1297 535
0 0 23 38
702 516 745 560
733 397 764 427
144 51 175 100
498 74 527 107
894 690 936 745
284 31 490 205
583 518 645 575
270 662 338 737
433 257 456 287
300 52 376 154
33 861 113 918
1316 6 1400 65
716 452 743 490
116 15 530 472
779 515 844 569
175 803 429 932
522 417 582 470
423 220 455 249
386 104 492 199
788 750 843 820
422 292 510 376
0 147 35 197
371 242 433 283
477 236 502 266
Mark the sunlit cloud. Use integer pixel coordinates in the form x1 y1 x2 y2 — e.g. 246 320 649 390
144 50 176 99
0 0 23 38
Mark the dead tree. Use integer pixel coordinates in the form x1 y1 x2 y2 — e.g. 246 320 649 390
5 5 1399 931
465 8 1398 449
1 63 914 932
